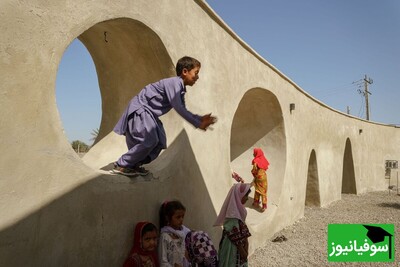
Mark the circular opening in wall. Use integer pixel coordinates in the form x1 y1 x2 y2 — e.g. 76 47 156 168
56 39 101 156
64 18 176 170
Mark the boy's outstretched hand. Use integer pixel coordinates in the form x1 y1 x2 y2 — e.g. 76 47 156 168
199 113 217 131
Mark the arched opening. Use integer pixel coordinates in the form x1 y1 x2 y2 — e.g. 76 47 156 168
55 18 180 169
77 18 175 145
305 149 320 206
56 39 101 151
230 88 286 208
342 138 357 194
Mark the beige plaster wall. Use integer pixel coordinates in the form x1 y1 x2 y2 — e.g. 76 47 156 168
1 0 399 265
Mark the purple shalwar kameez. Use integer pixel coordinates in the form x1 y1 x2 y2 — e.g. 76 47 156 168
113 76 202 168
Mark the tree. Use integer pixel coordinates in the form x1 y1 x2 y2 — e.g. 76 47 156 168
71 140 89 153
90 128 99 142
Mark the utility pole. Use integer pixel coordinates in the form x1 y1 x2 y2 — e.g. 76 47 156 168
363 75 373 120
358 75 373 120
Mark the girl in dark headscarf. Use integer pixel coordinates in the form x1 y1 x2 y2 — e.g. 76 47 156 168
123 222 159 267
251 148 269 212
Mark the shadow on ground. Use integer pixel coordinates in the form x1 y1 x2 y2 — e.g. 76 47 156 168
377 202 400 210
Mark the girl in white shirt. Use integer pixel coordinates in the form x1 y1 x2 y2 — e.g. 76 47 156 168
159 200 191 267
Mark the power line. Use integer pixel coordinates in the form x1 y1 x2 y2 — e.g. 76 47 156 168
313 81 358 94
308 77 374 119
312 82 360 99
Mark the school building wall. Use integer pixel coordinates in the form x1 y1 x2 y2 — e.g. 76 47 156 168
1 0 399 266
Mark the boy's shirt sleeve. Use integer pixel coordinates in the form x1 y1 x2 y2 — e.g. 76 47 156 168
165 78 202 128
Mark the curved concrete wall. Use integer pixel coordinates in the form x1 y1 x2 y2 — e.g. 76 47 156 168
1 0 399 265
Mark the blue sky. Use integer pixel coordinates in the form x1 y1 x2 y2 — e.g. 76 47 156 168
56 0 400 144
56 40 101 145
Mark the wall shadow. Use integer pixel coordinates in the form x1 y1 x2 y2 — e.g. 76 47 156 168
0 130 217 266
342 138 357 194
305 149 321 206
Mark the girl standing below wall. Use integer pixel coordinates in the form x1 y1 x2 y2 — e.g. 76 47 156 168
251 148 269 212
214 183 252 267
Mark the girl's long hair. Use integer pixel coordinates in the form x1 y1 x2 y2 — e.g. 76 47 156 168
159 200 186 229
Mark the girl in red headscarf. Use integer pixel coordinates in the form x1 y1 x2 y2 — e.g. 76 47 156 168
251 148 269 212
123 221 159 267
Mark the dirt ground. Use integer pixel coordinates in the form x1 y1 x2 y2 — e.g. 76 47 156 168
249 190 400 267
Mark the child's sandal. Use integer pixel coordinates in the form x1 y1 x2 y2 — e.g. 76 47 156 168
260 204 267 212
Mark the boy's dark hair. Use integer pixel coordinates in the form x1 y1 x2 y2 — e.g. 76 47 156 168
176 56 201 76
159 200 186 228
142 223 157 237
